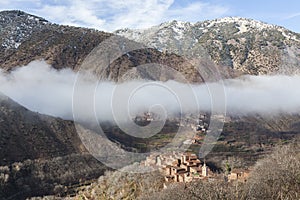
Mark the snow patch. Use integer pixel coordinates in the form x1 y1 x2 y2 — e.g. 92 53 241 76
238 23 248 33
172 22 186 40
207 17 275 31
279 28 300 42
14 42 21 48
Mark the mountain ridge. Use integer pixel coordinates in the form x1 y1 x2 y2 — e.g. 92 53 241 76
116 16 299 34
116 17 300 75
1 10 300 78
0 10 208 83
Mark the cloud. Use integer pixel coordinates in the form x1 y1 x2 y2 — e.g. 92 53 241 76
167 2 229 22
0 60 76 119
284 12 300 20
0 0 230 31
1 61 300 124
34 3 106 29
0 0 41 10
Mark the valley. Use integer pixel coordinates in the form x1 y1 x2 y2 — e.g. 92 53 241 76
0 10 299 199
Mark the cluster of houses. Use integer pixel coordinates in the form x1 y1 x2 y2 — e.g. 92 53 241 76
134 112 154 122
142 151 250 186
163 153 211 183
142 152 212 184
195 113 210 132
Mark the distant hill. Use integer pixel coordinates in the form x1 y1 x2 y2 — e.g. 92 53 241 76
116 17 300 75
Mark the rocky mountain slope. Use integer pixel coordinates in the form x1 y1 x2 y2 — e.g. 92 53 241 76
0 10 111 71
0 10 205 83
116 17 300 75
2 11 300 80
0 10 49 49
0 93 84 165
0 93 109 199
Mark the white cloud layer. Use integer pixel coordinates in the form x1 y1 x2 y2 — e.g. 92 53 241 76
0 0 229 31
1 61 300 123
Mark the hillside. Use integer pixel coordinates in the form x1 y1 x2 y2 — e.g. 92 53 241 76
116 17 300 75
0 93 84 165
0 10 204 83
0 10 111 71
0 93 109 199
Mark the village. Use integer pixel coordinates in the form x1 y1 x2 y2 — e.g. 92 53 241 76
141 151 250 188
139 112 250 187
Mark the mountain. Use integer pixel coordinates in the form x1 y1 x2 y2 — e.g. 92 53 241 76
0 10 300 199
0 10 111 71
4 11 300 82
116 17 300 75
0 93 84 165
0 93 109 199
2 11 300 81
0 10 204 83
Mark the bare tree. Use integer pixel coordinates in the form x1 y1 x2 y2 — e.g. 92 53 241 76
243 140 300 200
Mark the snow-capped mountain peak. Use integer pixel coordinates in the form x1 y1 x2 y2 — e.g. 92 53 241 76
116 17 300 75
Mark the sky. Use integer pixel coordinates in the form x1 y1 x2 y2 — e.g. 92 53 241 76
0 0 299 32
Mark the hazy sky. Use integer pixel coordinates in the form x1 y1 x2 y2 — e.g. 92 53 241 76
0 0 299 32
